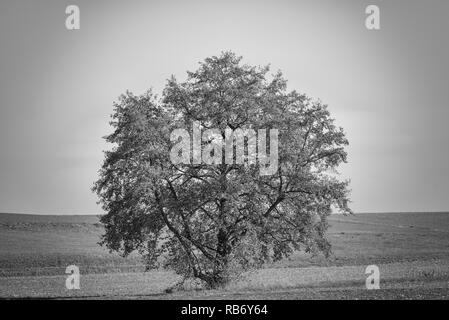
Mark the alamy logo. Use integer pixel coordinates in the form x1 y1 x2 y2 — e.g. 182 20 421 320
65 265 80 290
365 265 380 290
65 5 80 30
365 5 380 30
170 121 279 176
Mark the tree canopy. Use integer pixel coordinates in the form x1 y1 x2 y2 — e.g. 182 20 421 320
93 52 351 288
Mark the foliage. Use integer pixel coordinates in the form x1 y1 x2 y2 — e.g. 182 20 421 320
93 52 351 288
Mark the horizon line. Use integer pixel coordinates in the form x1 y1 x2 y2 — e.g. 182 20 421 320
1 210 449 216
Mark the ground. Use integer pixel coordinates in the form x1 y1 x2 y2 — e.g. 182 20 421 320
1 212 449 299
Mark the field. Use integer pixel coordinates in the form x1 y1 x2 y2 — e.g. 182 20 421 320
1 212 449 299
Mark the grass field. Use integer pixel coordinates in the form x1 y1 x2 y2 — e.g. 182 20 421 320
1 212 449 299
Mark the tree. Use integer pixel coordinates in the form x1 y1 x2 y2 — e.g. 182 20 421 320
93 52 351 288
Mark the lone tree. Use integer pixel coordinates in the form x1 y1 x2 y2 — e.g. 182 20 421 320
93 52 351 288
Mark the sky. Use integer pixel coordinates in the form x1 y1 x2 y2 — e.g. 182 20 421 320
0 0 448 214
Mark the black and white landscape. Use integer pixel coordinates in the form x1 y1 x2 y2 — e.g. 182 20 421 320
1 0 449 300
